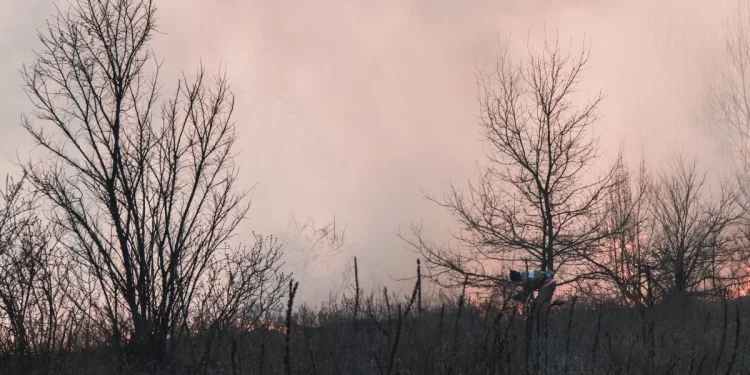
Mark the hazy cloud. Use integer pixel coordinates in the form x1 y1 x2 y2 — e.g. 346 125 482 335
0 0 740 305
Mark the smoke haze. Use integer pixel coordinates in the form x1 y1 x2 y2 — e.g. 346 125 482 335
0 0 740 305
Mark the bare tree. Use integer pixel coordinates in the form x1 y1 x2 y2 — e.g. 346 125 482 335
282 215 348 301
711 0 750 291
193 234 287 334
0 174 75 371
578 158 656 306
401 36 621 289
647 156 744 299
712 0 750 182
20 0 286 366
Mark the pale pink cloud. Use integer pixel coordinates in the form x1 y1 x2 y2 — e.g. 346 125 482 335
0 0 740 305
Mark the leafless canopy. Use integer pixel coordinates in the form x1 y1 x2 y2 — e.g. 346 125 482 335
0 175 74 364
712 0 750 182
282 215 348 296
401 36 622 289
580 155 746 305
19 0 286 364
709 0 750 296
577 159 655 306
648 157 744 298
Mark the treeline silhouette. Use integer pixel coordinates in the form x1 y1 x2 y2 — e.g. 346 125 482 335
1 256 748 374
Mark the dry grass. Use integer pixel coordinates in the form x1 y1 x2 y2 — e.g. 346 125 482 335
1 262 748 375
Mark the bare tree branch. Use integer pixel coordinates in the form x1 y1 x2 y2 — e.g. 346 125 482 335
19 0 286 367
401 34 622 290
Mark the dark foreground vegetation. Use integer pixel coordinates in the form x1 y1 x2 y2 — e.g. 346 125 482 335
5 0 750 373
1 261 749 375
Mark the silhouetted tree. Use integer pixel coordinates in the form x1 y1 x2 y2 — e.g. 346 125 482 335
648 156 743 299
401 36 622 289
711 0 750 291
0 174 74 370
20 0 286 367
578 158 656 306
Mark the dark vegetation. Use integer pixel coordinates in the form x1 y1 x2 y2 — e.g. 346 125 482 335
2 257 749 374
3 0 750 373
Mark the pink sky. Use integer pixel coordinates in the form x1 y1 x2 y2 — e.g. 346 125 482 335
0 0 740 305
